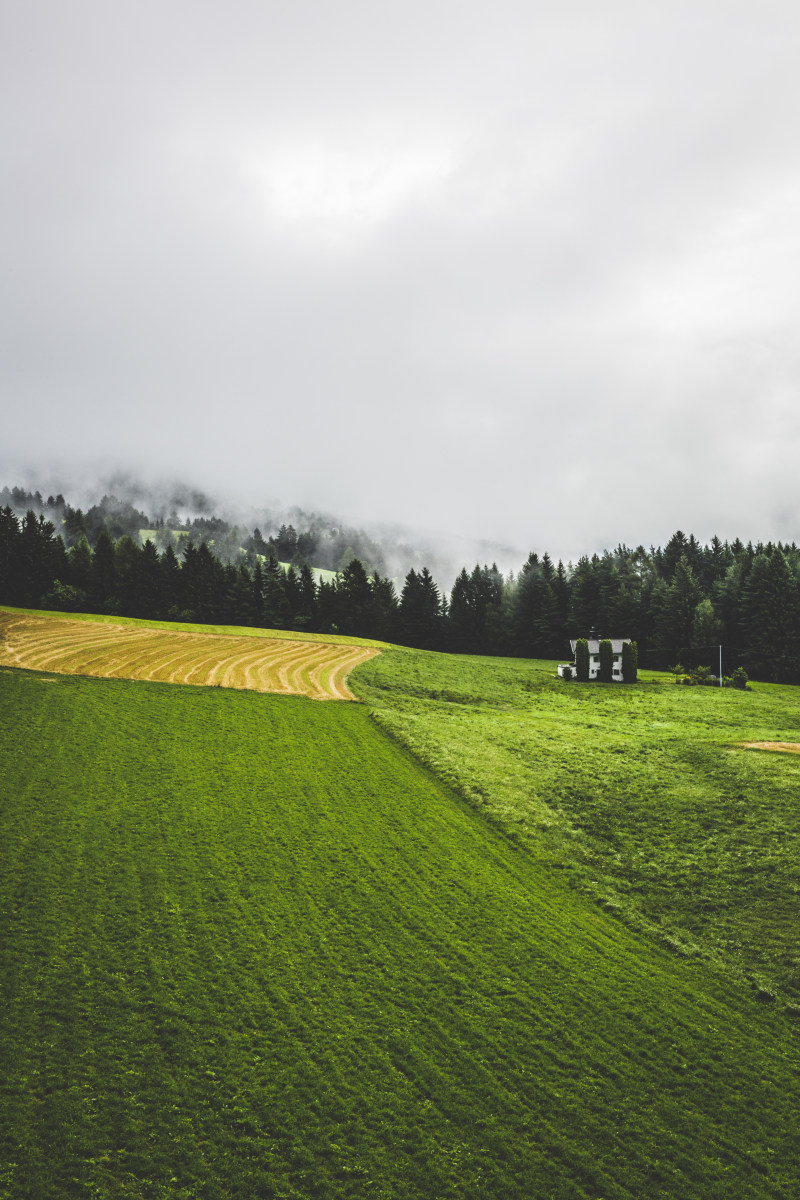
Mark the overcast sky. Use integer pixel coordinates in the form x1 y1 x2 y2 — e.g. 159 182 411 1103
3 0 800 563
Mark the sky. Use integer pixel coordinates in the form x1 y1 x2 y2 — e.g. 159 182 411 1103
3 0 800 564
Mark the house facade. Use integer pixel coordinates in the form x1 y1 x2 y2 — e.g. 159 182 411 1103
558 639 632 681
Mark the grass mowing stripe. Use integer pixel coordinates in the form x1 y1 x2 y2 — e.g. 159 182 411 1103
1 669 799 1197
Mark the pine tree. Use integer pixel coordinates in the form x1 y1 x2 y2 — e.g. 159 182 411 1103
371 572 399 642
297 563 318 630
740 547 800 681
225 563 256 626
283 565 302 627
448 568 475 652
91 529 118 612
160 544 182 616
263 555 290 628
568 556 601 636
656 555 700 655
662 531 689 581
115 536 144 616
337 558 374 637
0 506 21 604
400 568 443 649
67 536 93 600
18 510 63 606
139 539 164 618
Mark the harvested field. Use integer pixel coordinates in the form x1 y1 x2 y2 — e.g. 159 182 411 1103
0 611 378 701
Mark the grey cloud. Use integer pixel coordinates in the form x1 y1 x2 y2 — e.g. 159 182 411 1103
3 1 800 565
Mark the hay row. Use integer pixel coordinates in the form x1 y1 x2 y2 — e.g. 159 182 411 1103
0 613 378 701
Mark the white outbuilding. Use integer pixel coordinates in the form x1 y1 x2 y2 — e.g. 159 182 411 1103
558 638 632 681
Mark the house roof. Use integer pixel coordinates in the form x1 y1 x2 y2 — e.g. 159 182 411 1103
569 638 631 655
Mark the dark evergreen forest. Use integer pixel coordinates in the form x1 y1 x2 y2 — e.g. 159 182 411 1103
2 486 799 682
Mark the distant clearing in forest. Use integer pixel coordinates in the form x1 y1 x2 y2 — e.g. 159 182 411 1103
0 610 378 700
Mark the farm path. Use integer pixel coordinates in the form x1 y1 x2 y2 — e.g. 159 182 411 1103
0 611 379 701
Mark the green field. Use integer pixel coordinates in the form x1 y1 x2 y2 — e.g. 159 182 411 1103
2 636 800 1197
355 648 800 1001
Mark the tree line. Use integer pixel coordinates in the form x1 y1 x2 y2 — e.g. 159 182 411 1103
0 486 388 575
2 506 800 682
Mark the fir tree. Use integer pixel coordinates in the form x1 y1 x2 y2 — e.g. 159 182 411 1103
740 547 800 681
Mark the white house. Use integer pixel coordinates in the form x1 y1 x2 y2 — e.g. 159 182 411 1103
558 638 632 681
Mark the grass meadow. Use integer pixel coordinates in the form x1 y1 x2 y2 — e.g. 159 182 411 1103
2 619 800 1196
354 648 800 1002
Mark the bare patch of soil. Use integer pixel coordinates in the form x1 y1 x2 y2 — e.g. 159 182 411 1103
738 742 800 754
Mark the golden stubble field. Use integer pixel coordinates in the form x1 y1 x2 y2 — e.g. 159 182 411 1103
0 611 379 701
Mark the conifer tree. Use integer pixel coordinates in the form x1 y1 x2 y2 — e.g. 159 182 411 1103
283 565 302 627
160 544 182 615
297 563 318 630
400 568 443 649
740 547 800 681
656 555 700 655
139 539 164 619
0 506 22 604
67 536 93 599
337 559 373 636
262 554 290 628
225 562 256 626
91 528 118 612
371 572 399 642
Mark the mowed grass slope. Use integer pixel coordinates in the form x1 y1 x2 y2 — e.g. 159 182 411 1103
2 668 800 1198
353 647 800 1001
0 610 380 701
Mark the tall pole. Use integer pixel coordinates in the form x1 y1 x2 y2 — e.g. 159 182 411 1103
719 644 722 687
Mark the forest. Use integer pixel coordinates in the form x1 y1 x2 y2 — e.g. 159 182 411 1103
2 485 800 681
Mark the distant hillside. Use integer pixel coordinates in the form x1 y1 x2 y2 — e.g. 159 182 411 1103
4 481 800 681
0 480 518 588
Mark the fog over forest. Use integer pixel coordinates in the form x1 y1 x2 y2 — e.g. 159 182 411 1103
4 2 800 561
0 474 521 590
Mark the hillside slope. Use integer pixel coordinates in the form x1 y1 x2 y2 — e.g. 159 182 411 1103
353 646 800 1002
1 666 799 1198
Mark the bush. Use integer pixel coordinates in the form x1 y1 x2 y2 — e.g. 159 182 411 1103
731 666 749 690
40 580 88 612
575 639 590 682
561 665 573 681
621 640 638 683
598 639 613 683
